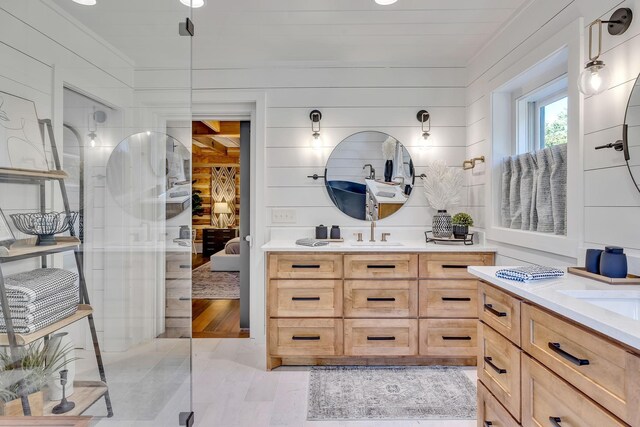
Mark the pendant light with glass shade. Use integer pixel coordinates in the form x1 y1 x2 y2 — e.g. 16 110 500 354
72 0 97 5
375 0 398 4
578 8 633 96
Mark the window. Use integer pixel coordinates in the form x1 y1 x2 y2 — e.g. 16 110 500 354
487 24 582 258
515 76 568 154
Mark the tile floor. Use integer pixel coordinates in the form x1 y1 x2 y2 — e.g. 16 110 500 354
77 338 477 427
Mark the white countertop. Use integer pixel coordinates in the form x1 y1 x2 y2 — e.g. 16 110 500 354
365 179 407 204
469 266 640 352
262 240 496 252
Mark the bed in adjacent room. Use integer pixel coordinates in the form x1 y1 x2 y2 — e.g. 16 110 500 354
210 237 240 272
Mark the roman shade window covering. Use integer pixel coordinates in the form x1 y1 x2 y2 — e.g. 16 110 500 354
501 144 567 235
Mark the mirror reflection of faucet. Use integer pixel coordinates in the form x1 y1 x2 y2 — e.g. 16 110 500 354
363 164 376 180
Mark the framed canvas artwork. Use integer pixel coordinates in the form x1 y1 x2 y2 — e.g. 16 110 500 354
0 91 50 171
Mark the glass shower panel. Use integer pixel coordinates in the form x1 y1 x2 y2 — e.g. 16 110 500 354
0 1 192 425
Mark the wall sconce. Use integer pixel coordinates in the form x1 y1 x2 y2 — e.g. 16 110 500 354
87 109 107 148
578 8 633 96
417 110 431 147
310 109 322 149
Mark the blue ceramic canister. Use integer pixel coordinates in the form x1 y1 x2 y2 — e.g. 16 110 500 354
599 246 628 278
585 248 603 274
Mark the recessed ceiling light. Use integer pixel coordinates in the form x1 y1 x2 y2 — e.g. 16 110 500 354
375 0 398 5
180 0 205 7
72 0 96 5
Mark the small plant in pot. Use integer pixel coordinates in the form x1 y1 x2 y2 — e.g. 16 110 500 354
452 212 473 239
0 338 77 416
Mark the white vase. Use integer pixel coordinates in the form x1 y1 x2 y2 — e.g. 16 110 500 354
45 332 75 400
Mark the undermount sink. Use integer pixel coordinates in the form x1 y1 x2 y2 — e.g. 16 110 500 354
558 290 640 321
348 241 405 247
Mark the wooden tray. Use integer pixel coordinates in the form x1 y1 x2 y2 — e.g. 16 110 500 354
567 267 640 285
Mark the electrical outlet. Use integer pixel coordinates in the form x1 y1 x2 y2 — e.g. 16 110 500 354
272 208 297 224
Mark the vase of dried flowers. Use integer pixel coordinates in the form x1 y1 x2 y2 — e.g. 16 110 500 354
421 160 463 238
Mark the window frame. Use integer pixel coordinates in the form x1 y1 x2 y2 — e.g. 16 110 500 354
485 20 583 259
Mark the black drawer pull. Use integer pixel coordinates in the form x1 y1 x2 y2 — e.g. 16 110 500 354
442 336 471 341
179 264 190 269
367 265 396 269
292 335 320 341
291 264 321 269
367 297 396 302
442 264 469 269
548 342 590 366
484 422 493 427
442 297 471 302
367 336 396 341
484 356 507 374
484 303 507 317
292 297 321 301
549 416 562 427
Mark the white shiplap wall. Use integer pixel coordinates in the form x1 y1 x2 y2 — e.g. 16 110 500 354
186 68 469 233
466 0 640 269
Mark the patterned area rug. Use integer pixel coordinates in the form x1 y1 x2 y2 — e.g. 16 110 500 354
307 366 476 421
191 261 239 299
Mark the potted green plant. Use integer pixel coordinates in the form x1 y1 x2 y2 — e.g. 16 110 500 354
452 212 473 239
192 189 204 216
0 338 76 416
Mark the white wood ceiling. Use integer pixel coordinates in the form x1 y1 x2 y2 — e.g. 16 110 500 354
53 0 529 68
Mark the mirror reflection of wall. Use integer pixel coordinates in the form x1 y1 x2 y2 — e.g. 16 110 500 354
325 131 415 221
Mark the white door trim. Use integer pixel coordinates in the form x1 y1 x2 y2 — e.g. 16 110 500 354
192 90 267 342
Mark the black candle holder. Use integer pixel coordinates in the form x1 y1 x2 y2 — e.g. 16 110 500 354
52 369 75 414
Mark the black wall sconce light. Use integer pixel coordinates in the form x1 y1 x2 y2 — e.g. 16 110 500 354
310 109 322 140
417 110 430 140
578 8 633 96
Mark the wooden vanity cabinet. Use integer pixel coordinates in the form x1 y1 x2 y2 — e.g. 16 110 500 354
477 281 640 427
266 251 495 369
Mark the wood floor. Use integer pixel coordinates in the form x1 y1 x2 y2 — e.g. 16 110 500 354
191 252 248 338
192 299 249 338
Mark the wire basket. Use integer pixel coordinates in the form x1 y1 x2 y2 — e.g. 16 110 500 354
10 212 78 246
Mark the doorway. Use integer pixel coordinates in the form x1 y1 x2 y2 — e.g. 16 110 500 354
191 120 250 338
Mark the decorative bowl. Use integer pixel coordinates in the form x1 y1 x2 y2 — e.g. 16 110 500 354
9 212 78 246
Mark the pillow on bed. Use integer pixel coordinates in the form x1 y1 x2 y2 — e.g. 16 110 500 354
225 237 241 254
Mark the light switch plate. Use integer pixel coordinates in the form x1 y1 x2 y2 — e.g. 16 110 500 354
272 208 297 224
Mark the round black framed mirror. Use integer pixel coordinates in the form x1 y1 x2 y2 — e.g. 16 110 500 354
324 131 414 221
107 132 191 221
623 72 640 193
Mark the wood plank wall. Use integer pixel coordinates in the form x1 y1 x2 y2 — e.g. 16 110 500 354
192 122 241 242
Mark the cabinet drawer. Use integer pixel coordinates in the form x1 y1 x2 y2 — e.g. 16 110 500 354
522 303 640 426
418 319 477 357
418 253 493 279
419 280 478 318
269 280 342 318
269 254 342 279
522 355 626 427
269 318 343 356
166 259 191 273
478 382 520 427
478 282 521 346
344 319 417 356
344 280 417 318
344 254 417 279
478 322 521 422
